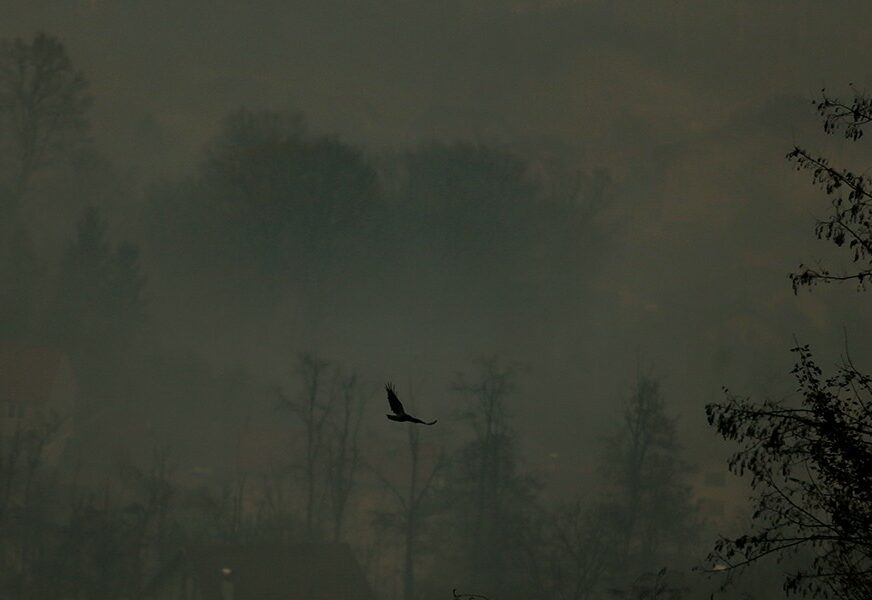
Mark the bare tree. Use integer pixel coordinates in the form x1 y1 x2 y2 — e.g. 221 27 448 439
277 353 332 540
602 374 696 572
325 370 367 542
0 32 91 215
537 501 618 600
372 393 446 600
450 356 535 595
228 418 249 539
42 447 180 600
0 410 60 521
117 443 178 582
0 409 61 597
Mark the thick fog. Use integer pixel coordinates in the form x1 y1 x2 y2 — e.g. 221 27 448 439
2 2 872 599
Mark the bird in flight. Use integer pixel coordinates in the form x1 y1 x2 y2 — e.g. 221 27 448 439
385 383 437 425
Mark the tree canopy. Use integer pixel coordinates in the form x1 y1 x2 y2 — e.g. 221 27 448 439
706 87 872 599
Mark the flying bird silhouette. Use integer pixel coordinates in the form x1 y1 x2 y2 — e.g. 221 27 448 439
385 383 437 425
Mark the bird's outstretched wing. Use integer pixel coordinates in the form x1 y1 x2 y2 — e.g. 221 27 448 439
385 382 437 425
385 383 406 416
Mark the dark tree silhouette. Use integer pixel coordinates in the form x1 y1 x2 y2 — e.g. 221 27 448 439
49 206 146 365
201 108 380 274
534 500 619 600
276 353 332 540
0 32 91 215
325 370 367 542
146 107 385 317
706 87 872 599
602 375 697 574
372 411 446 600
789 87 872 291
0 411 62 598
706 345 872 600
448 357 539 599
0 227 37 339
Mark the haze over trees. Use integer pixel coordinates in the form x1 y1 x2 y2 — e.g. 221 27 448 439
0 32 91 215
0 29 702 600
445 358 538 599
602 375 697 575
4 11 870 600
372 403 447 600
0 32 92 339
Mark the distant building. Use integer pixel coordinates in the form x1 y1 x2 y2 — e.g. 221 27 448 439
144 542 378 600
0 343 76 465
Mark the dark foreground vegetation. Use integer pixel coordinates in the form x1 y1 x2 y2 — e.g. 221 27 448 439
703 89 872 599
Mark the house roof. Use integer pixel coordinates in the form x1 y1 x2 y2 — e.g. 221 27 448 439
150 542 377 600
0 344 68 405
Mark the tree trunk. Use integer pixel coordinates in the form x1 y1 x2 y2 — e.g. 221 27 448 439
404 426 420 600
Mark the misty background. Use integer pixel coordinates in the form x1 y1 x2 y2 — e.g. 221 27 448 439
2 1 872 599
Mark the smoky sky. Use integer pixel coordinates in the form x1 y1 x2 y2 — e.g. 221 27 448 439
5 0 872 483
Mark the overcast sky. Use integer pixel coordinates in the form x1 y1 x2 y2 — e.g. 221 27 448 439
6 0 872 481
